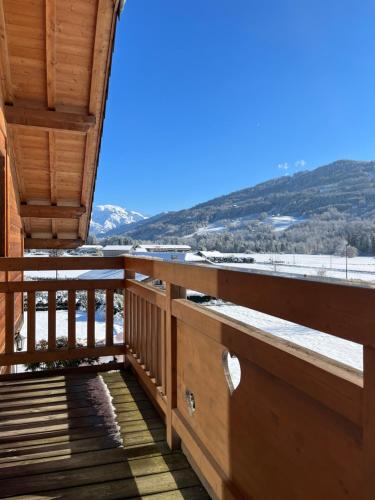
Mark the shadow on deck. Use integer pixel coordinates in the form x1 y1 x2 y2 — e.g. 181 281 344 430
0 370 209 499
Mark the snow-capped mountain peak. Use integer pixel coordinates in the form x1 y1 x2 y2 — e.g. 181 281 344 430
90 204 147 235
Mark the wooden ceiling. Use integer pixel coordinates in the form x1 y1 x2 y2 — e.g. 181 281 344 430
0 0 121 249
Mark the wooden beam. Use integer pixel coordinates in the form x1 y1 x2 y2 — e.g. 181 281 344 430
24 238 84 250
20 205 86 219
0 345 125 367
0 256 124 271
0 279 125 293
4 106 96 134
45 0 57 236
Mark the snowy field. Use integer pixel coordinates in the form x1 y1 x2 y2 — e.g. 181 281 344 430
218 253 375 283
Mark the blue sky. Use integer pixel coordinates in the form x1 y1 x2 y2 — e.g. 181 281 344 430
94 0 375 215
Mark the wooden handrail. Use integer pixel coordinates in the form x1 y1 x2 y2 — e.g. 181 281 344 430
124 255 375 345
0 279 125 293
0 256 124 271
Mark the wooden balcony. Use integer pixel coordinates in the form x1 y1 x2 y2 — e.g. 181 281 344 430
0 255 373 499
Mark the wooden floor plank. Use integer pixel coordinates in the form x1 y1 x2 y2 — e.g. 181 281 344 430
0 454 190 496
4 469 202 499
129 486 211 499
0 370 208 500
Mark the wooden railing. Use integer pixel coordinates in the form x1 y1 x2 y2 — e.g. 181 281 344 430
122 255 374 500
1 254 374 498
0 257 125 366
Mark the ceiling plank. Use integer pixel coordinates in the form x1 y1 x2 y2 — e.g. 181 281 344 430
24 238 83 250
4 106 96 134
45 0 56 110
0 0 13 103
20 205 86 219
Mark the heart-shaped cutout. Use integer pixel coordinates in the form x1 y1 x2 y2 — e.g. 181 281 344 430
222 350 241 394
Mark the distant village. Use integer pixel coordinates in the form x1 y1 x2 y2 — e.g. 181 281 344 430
27 244 255 265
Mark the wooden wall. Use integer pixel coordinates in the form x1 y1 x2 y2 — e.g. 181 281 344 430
0 106 23 374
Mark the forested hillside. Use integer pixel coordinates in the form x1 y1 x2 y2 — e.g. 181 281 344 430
100 160 375 255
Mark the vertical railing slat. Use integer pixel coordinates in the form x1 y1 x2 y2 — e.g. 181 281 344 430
27 291 36 352
150 303 157 379
136 295 141 359
161 309 166 396
145 301 150 371
48 290 56 350
5 292 14 354
87 289 96 348
156 306 161 386
106 289 114 347
68 290 76 349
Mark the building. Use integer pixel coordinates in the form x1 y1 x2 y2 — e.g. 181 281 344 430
102 243 192 257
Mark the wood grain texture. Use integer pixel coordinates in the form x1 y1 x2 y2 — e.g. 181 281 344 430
0 369 207 499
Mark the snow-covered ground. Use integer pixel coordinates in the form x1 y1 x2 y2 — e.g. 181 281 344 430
264 215 304 232
20 309 124 349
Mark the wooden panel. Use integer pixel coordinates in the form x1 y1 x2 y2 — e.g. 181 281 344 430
172 299 362 426
175 319 362 500
364 345 375 500
124 256 375 346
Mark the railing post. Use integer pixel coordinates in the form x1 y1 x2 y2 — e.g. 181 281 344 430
166 282 186 450
363 345 375 500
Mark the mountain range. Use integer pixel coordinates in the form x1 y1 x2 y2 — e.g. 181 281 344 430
97 160 375 238
89 205 148 236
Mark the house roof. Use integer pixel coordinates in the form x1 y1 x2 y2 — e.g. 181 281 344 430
0 0 121 249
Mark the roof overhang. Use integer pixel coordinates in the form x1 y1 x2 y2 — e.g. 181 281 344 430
0 0 121 249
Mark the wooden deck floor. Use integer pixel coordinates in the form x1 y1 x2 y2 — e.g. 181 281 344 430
0 370 209 499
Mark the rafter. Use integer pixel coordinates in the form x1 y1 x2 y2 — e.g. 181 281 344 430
24 238 83 250
20 205 86 219
4 106 96 134
45 0 56 110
